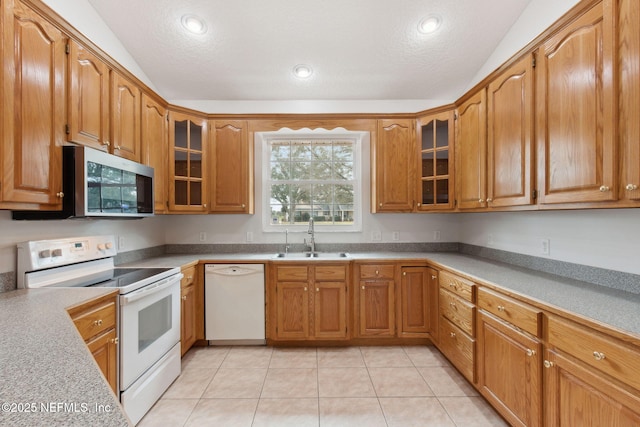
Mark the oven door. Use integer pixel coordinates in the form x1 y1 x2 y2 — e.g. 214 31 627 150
119 274 181 390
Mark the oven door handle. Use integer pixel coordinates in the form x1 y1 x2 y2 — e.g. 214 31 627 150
120 273 183 305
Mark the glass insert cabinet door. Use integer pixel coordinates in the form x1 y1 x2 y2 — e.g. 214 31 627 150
168 112 208 212
417 110 454 210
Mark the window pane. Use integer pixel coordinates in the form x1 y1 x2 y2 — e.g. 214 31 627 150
334 184 354 204
333 162 353 180
175 181 187 205
270 142 290 161
291 143 311 160
435 120 449 148
333 142 353 161
174 120 188 149
436 150 449 176
422 121 434 150
190 122 202 151
422 180 435 205
271 161 291 180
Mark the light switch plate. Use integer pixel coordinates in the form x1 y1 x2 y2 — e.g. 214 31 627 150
392 231 400 241
199 232 206 242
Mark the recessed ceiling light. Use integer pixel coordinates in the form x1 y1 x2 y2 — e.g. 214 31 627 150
418 15 441 34
293 64 313 79
181 14 207 35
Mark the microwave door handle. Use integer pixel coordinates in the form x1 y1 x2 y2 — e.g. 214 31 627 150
121 274 183 305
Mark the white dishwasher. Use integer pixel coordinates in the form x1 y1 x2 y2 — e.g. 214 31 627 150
205 264 266 345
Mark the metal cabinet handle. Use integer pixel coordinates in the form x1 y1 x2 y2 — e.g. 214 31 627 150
626 184 638 191
182 295 187 300
449 332 456 338
93 319 103 326
241 204 246 208
526 349 536 357
403 272 406 276
110 337 119 345
375 270 379 275
304 287 308 291
543 360 554 368
599 185 610 192
56 192 64 198
431 275 437 280
487 198 493 202
479 199 485 203
449 302 456 308
103 141 110 147
593 351 606 361
497 305 506 312
316 288 319 292
361 285 365 290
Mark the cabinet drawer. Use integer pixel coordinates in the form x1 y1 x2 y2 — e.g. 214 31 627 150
439 288 475 336
181 265 196 287
315 265 347 281
547 315 640 391
478 287 541 337
439 270 475 302
439 317 475 382
359 264 395 279
276 266 308 281
70 299 117 341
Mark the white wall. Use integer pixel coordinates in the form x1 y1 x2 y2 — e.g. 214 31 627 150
0 211 166 273
458 210 640 275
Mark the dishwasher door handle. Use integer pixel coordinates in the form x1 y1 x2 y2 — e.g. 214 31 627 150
207 266 262 277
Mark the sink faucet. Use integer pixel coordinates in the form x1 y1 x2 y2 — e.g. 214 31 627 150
284 229 290 254
305 218 316 254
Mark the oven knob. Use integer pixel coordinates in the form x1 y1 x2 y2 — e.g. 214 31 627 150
39 249 51 258
51 249 62 257
97 244 106 251
105 242 113 250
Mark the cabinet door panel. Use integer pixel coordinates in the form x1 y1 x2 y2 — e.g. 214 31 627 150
399 267 432 335
86 329 118 394
487 55 534 207
456 90 487 209
141 94 168 213
68 40 110 150
373 119 415 212
211 120 252 213
359 280 395 336
2 0 64 207
314 282 346 339
276 282 309 339
181 283 196 356
111 71 141 161
536 1 616 204
478 311 541 427
619 0 640 200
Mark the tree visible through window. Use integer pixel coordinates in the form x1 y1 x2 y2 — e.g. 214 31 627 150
266 138 357 227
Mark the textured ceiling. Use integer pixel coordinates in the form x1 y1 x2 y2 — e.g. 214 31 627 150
87 0 532 101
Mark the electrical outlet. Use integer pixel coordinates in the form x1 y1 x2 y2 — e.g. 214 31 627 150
392 231 400 241
199 232 206 242
541 238 550 255
434 230 441 241
246 231 254 242
118 236 125 250
371 230 382 241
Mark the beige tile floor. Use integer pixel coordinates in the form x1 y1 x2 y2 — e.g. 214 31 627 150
139 346 508 427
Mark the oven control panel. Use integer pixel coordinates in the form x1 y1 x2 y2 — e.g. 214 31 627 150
17 235 118 272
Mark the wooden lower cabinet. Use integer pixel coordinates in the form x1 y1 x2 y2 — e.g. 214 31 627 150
398 266 438 338
544 348 640 426
180 265 197 356
271 263 348 341
477 310 542 427
67 291 118 394
356 263 396 337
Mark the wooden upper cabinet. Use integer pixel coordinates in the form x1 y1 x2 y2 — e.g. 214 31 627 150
372 119 415 212
618 0 640 201
536 0 617 205
141 93 168 213
1 0 65 208
67 40 110 151
487 54 535 208
456 89 487 209
416 111 455 211
110 70 141 161
168 111 208 212
210 120 253 213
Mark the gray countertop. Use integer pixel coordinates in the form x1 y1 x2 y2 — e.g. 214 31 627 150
2 250 637 427
0 288 131 427
124 251 640 339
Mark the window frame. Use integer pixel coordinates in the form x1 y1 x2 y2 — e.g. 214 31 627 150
259 129 364 233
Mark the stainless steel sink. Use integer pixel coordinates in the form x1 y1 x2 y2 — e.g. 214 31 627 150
273 252 350 259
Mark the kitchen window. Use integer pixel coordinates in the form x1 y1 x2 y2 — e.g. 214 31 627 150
261 130 363 232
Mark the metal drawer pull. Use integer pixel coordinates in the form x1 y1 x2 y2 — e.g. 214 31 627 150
497 305 505 312
93 319 103 326
316 288 319 292
599 185 610 192
304 287 308 291
448 283 455 288
543 360 554 368
593 351 606 361
362 285 365 290
111 337 119 345
449 332 456 338
182 295 187 300
449 302 456 308
375 270 379 275
626 184 638 191
431 275 437 280
526 349 536 357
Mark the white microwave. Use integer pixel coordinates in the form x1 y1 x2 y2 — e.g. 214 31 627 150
13 145 154 220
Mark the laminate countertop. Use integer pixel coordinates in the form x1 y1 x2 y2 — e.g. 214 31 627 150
124 251 640 340
0 287 131 427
